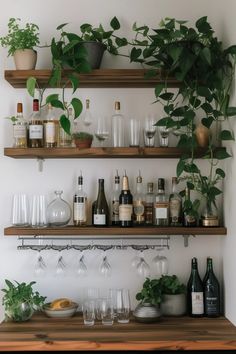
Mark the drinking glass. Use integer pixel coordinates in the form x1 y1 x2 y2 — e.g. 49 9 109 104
34 254 47 277
55 255 67 277
116 289 131 324
11 194 29 226
99 256 112 277
144 115 156 147
76 254 87 277
95 116 109 147
129 118 140 147
158 126 170 147
31 195 48 228
108 289 118 317
83 300 95 326
152 249 168 276
100 298 114 325
137 257 151 278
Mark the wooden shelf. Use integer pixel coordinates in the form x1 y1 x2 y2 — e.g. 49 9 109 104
4 225 227 236
4 147 210 159
0 314 235 351
4 69 179 88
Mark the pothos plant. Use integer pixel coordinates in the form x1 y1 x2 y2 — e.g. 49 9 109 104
129 16 236 217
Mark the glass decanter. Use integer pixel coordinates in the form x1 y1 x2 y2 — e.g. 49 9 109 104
47 191 72 227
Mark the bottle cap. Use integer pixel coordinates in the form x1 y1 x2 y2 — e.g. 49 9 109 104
78 175 83 185
99 178 104 185
147 182 154 193
158 178 165 190
137 170 142 183
86 99 90 109
115 101 120 110
17 102 23 113
172 177 178 184
122 170 129 190
115 170 120 184
33 99 39 111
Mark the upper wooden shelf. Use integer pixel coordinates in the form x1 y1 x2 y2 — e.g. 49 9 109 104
4 69 180 88
4 147 210 159
4 226 227 236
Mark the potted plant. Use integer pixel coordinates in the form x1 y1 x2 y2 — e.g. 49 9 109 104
0 18 40 70
2 280 46 322
159 275 186 316
133 277 162 323
72 131 94 149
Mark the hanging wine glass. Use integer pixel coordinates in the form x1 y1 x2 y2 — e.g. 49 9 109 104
99 255 112 277
152 248 168 276
34 254 47 277
47 191 72 227
55 254 67 277
136 257 150 278
76 254 88 277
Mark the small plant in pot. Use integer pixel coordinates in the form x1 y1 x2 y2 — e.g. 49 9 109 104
2 280 46 322
0 18 40 70
133 277 163 323
72 131 94 149
159 275 186 316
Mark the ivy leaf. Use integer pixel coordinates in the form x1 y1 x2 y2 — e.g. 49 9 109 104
220 130 234 141
208 186 222 201
130 47 142 62
50 99 64 110
226 106 236 117
197 86 212 100
216 168 225 178
62 40 80 54
68 74 79 94
46 94 59 104
214 147 231 160
71 98 83 118
56 23 68 30
115 37 128 47
60 114 71 135
176 159 185 177
110 16 120 30
26 77 37 97
159 92 174 101
201 102 213 114
202 116 214 128
155 84 165 98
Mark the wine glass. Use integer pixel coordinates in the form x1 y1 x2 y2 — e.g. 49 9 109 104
34 254 47 277
99 255 112 277
158 126 171 147
55 254 67 277
95 116 109 147
137 257 151 278
152 249 168 276
144 115 156 147
76 254 88 277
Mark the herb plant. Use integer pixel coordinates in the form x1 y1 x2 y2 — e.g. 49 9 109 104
136 277 163 306
159 275 186 295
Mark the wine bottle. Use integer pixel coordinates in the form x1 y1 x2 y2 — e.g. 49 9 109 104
111 101 125 147
154 178 169 226
183 187 197 227
187 257 204 317
203 257 220 317
73 173 87 226
28 99 43 148
145 182 154 225
119 171 133 227
111 170 120 226
169 177 182 226
92 179 109 226
133 171 145 225
44 103 57 148
13 102 27 148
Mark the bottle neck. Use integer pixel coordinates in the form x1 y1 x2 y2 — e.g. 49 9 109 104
122 176 129 191
114 182 120 192
172 182 177 194
136 182 143 194
78 184 83 191
207 259 213 272
98 180 105 195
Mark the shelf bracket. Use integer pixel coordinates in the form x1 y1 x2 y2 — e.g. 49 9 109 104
37 158 44 172
182 234 195 247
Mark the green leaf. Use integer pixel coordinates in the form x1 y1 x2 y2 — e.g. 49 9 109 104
216 168 225 178
60 114 71 135
110 16 120 30
176 159 185 177
159 92 174 101
115 37 128 47
208 186 222 201
226 106 236 117
71 98 83 118
171 106 186 117
154 117 169 126
130 47 142 62
46 94 59 104
26 77 37 97
197 86 212 99
201 102 213 114
62 39 80 54
188 163 199 174
214 147 231 160
155 84 165 98
200 47 211 65
56 23 68 30
68 74 79 94
50 99 64 110
202 116 214 128
144 70 158 79
195 16 212 34
220 130 234 141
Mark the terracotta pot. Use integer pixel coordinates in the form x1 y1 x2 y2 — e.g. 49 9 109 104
74 138 93 149
13 49 37 70
195 123 210 148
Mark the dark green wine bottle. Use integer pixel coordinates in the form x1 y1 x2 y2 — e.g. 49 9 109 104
203 257 220 317
187 257 204 317
92 179 109 226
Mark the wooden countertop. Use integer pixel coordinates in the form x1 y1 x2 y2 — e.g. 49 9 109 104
0 314 236 351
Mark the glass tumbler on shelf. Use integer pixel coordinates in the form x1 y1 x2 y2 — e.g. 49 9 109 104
116 288 131 324
158 126 171 147
47 191 72 227
31 195 48 228
129 118 140 147
11 194 29 226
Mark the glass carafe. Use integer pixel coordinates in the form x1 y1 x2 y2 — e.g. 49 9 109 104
47 191 72 227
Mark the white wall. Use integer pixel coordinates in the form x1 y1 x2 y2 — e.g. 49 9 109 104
0 0 232 321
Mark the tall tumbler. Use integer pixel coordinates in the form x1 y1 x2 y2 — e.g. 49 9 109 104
116 288 131 323
31 195 48 228
11 194 29 226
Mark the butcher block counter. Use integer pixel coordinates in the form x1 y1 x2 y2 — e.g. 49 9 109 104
0 314 236 351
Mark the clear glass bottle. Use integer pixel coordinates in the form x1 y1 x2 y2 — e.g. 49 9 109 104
59 106 73 147
92 179 109 226
111 101 125 147
111 170 120 226
169 177 182 226
44 103 58 148
133 171 145 225
28 99 43 148
145 182 154 225
154 178 169 226
73 173 87 226
82 99 93 126
13 102 27 148
47 190 72 227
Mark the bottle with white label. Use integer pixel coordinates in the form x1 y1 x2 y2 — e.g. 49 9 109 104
44 103 58 148
111 170 120 226
119 171 133 227
133 171 145 225
187 257 204 317
28 99 43 148
169 177 182 226
154 178 169 226
73 173 87 226
13 102 27 148
92 179 109 226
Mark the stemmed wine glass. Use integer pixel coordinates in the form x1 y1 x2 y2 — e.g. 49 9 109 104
99 255 112 277
95 116 109 147
144 115 156 147
152 248 168 276
76 254 88 277
34 253 47 277
132 250 150 277
55 254 67 277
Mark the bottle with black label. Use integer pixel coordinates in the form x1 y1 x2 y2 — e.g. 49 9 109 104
133 171 145 225
169 177 182 226
92 179 109 226
203 257 220 317
73 173 87 226
119 171 133 227
145 182 154 225
154 178 169 226
111 170 120 226
187 257 204 317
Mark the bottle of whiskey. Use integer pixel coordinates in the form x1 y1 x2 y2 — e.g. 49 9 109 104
133 171 145 225
13 102 27 148
145 182 154 225
154 178 169 226
92 179 109 226
111 170 120 226
73 173 87 226
111 101 125 147
187 257 204 317
44 103 57 148
28 99 43 148
169 177 182 226
119 171 133 227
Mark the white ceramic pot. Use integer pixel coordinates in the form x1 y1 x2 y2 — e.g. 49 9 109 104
161 293 186 316
13 49 37 70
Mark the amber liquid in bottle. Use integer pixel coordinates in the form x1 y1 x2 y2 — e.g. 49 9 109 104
119 171 133 227
28 99 43 148
13 102 27 148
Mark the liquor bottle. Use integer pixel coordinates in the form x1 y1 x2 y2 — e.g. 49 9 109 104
44 103 57 148
28 99 43 148
92 179 109 226
133 171 145 225
111 101 125 147
73 173 87 226
59 106 73 147
145 182 154 225
203 257 220 317
119 171 133 227
82 99 93 126
154 178 169 226
183 187 197 227
111 170 120 226
13 102 27 148
169 177 182 226
187 257 204 317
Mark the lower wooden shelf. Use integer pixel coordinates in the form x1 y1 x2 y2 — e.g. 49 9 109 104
0 314 235 351
4 225 227 236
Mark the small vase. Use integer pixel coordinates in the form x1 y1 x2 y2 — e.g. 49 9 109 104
6 302 34 322
161 293 186 316
74 138 93 149
133 302 161 323
47 191 72 227
201 200 219 227
13 49 37 70
195 123 209 148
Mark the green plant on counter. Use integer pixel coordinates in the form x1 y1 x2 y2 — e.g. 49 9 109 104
72 132 94 141
136 278 163 306
0 18 39 56
159 275 186 295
